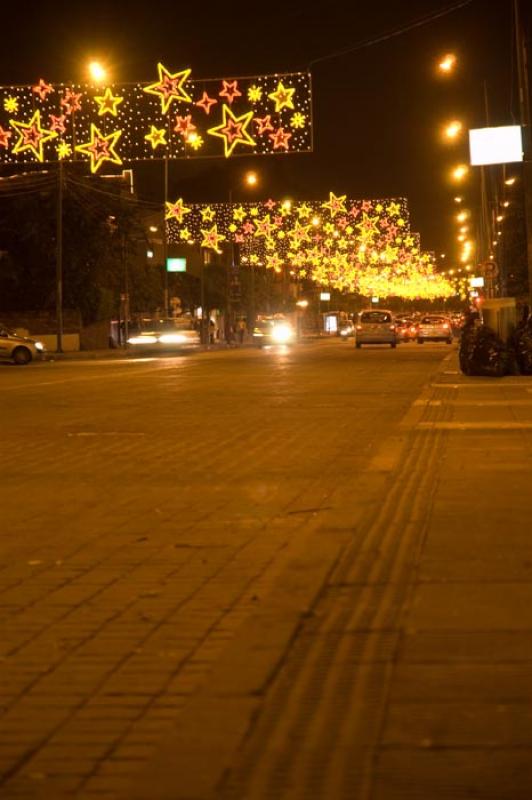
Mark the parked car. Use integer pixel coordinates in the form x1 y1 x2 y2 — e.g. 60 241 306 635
0 324 46 365
416 315 453 344
339 320 355 339
252 316 296 347
355 310 397 348
127 318 200 351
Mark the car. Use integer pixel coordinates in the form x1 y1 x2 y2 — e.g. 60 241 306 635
355 310 397 348
339 320 355 339
416 315 453 344
127 318 200 351
252 316 296 347
395 317 416 342
0 324 46 365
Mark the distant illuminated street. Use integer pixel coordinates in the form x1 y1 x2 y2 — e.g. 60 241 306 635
0 340 452 797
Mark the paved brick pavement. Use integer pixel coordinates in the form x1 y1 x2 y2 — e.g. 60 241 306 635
0 341 448 798
129 352 532 800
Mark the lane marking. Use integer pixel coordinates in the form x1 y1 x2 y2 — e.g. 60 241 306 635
67 432 146 438
417 421 532 430
432 382 532 389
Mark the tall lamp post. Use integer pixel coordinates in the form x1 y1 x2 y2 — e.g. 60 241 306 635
514 0 532 304
228 170 259 339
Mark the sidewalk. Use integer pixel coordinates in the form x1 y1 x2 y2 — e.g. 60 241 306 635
133 353 532 800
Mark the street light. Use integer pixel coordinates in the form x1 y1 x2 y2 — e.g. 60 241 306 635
438 53 457 75
451 164 469 182
442 120 463 141
505 176 517 186
88 60 108 83
244 171 258 187
454 196 464 204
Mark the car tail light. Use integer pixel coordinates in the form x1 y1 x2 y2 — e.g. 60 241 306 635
390 325 396 331
356 325 363 331
443 323 449 329
410 327 417 333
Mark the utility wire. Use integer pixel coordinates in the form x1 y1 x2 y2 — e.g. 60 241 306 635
307 0 475 69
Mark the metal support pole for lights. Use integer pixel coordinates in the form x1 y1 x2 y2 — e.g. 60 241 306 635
163 157 169 316
514 0 532 305
122 231 129 346
55 161 64 353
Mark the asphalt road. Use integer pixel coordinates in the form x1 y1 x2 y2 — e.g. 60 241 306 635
0 340 451 798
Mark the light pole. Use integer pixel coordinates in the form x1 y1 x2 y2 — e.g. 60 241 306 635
513 0 532 304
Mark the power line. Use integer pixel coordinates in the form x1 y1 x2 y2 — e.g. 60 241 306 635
307 0 475 69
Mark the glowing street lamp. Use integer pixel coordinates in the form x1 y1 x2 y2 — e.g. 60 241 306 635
451 164 469 183
443 120 463 141
244 170 258 187
505 176 517 186
88 61 108 83
438 53 457 75
454 196 464 204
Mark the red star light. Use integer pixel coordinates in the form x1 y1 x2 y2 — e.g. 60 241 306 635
49 114 67 134
32 79 53 101
219 80 242 104
60 89 82 115
174 115 196 138
254 115 274 135
165 198 191 223
196 92 218 115
143 63 192 114
269 127 292 150
0 126 12 148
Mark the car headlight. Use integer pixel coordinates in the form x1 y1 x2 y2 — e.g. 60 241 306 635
271 324 294 344
34 341 44 351
128 335 158 344
158 333 188 344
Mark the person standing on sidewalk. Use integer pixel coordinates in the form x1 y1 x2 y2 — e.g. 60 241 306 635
237 318 246 345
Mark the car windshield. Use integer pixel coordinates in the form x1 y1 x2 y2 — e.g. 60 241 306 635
360 312 392 324
0 325 17 337
421 316 446 324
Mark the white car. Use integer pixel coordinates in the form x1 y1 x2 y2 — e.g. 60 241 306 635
0 324 46 365
416 315 453 344
355 310 397 348
127 318 200 350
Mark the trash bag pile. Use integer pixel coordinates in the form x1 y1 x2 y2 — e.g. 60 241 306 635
459 312 532 377
513 318 532 375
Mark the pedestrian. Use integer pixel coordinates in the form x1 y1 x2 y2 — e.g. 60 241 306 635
237 318 246 344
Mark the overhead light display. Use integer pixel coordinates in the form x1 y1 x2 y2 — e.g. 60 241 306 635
166 195 453 300
0 65 313 170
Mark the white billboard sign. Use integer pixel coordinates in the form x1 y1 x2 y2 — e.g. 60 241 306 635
469 125 523 166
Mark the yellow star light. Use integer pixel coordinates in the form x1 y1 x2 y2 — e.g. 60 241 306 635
56 141 72 159
75 124 122 173
268 81 295 112
143 63 192 114
233 206 246 222
165 198 191 222
179 227 192 240
207 104 256 158
322 192 347 218
387 202 401 217
145 126 167 150
188 133 203 150
248 85 263 103
10 110 57 162
94 87 124 117
201 224 225 253
4 96 19 113
201 206 216 222
296 203 312 220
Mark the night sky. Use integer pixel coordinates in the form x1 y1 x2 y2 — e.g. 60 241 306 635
0 0 523 262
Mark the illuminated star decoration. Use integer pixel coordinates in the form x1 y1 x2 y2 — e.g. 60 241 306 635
49 114 67 134
201 224 225 253
254 115 274 135
75 124 122 173
10 110 57 162
4 96 19 113
269 127 292 150
61 89 82 115
248 85 263 103
0 125 12 148
94 87 124 117
143 63 192 114
290 112 306 129
268 80 295 112
32 79 53 101
145 125 167 150
208 105 255 158
322 192 347 217
195 91 218 115
165 198 191 222
174 115 196 139
56 141 72 159
200 206 216 222
219 80 242 105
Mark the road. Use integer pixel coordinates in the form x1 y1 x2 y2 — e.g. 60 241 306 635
0 340 453 798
